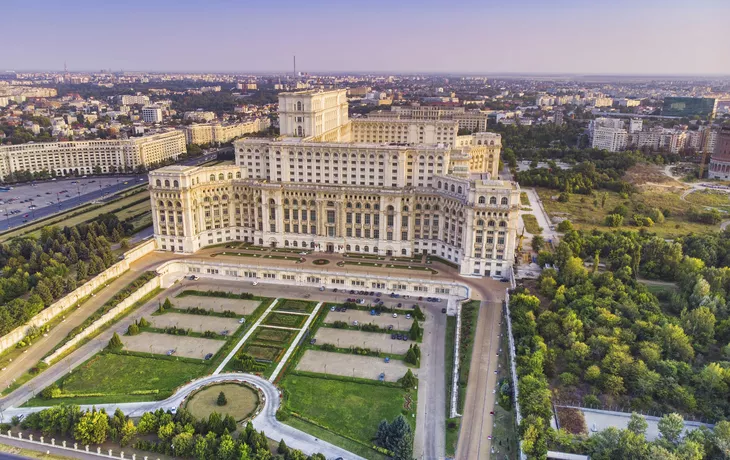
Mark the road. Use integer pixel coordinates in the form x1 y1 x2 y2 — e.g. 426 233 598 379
522 188 558 242
413 300 447 460
2 373 364 460
455 286 505 460
0 176 147 231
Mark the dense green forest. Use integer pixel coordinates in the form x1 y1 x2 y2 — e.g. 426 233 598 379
512 225 730 458
0 215 132 336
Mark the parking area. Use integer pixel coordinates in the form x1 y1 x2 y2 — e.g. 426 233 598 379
314 328 413 354
297 349 410 382
150 312 242 334
0 176 143 213
121 331 225 359
324 309 414 330
173 295 261 316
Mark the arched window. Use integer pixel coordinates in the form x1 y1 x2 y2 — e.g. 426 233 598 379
167 201 173 207
269 198 276 205
155 179 161 186
293 241 298 247
450 185 455 192
489 197 497 205
284 199 289 205
355 245 360 252
210 174 215 181
228 173 233 180
173 180 179 187
296 101 302 111
222 195 228 201
327 201 335 206
437 181 442 188
488 220 496 227
176 201 182 208
296 126 304 137
218 174 224 181
387 205 394 211
499 221 507 227
477 219 484 226
236 172 241 178
157 200 164 206
478 196 486 204
501 197 508 205
284 240 289 247
457 186 463 194
164 180 170 187
403 206 409 212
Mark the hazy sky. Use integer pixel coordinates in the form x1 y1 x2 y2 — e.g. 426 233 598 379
4 0 729 75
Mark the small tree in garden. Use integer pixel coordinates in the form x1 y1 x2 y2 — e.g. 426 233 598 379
217 391 227 406
107 332 123 350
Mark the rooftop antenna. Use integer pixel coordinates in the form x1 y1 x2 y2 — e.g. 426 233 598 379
293 55 296 78
64 61 67 73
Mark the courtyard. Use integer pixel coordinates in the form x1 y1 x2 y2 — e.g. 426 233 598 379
324 308 414 330
296 349 411 382
149 312 242 334
173 293 261 315
121 331 226 359
313 327 413 354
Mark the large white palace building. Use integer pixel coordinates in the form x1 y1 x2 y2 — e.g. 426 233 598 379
149 89 520 278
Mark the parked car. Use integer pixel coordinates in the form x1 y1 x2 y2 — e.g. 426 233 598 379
384 357 390 363
188 275 199 280
238 318 245 324
330 306 336 312
204 353 213 360
378 373 385 382
442 307 447 314
405 314 411 320
392 313 398 318
252 281 259 286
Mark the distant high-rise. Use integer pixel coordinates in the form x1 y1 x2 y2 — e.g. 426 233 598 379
141 105 163 124
662 97 717 118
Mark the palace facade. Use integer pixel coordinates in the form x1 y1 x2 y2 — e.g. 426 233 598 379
149 90 520 278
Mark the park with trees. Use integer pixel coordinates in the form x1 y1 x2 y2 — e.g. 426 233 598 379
512 224 730 458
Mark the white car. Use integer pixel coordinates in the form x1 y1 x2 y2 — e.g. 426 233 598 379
299 251 308 255
252 281 259 286
238 318 245 324
392 313 398 318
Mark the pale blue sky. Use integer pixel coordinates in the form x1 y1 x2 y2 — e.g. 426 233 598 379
3 0 729 74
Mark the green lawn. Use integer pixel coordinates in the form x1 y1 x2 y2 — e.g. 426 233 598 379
522 214 543 234
458 301 480 413
444 315 459 456
213 251 300 261
284 416 388 460
264 312 307 328
520 192 530 206
280 374 413 447
25 352 207 406
684 189 730 211
252 327 296 343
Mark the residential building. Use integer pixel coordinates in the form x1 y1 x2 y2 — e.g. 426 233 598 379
149 89 520 278
141 106 163 123
183 111 216 123
629 118 643 134
0 130 185 179
119 95 150 106
592 126 628 152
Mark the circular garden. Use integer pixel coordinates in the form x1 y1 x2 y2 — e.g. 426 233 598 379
312 259 330 265
184 382 261 422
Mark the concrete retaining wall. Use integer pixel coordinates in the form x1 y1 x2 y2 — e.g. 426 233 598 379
0 239 156 355
42 276 160 365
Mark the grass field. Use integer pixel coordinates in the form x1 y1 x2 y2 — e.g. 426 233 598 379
444 315 459 456
252 327 296 343
537 187 718 239
457 301 480 413
521 214 542 234
275 299 317 313
25 352 207 406
185 382 259 422
280 374 413 447
284 416 388 460
520 192 530 206
684 189 730 210
0 443 73 460
264 312 307 328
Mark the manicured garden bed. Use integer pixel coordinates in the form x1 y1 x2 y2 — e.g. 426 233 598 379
263 312 307 328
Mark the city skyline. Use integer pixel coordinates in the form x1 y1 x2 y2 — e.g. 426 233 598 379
4 0 730 75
